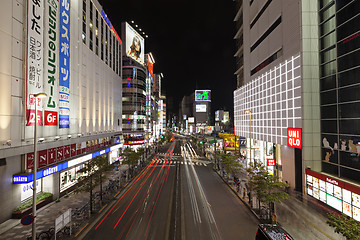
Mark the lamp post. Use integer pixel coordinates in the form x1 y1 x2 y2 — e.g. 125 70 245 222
32 93 47 240
245 110 252 168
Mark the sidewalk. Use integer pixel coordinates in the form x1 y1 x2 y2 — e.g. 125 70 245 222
213 166 346 240
0 165 129 240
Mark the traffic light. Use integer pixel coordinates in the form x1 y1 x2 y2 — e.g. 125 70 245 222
161 135 164 139
199 140 203 145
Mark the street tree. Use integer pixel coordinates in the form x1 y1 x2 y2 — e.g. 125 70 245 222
75 155 112 214
327 213 360 240
121 148 141 178
247 161 289 220
220 153 242 181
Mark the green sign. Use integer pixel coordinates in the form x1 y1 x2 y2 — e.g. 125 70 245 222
195 90 211 102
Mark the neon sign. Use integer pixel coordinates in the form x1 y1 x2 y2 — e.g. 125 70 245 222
195 90 211 102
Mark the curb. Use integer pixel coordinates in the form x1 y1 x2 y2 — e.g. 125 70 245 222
213 167 261 221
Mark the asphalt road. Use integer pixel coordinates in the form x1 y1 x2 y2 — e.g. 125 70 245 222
80 137 258 240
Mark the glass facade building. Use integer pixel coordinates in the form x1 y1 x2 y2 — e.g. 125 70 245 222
320 0 360 184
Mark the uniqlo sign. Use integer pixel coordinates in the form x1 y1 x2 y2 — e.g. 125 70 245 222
287 128 302 149
267 158 276 167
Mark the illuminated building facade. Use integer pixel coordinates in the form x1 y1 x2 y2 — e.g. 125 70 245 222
0 0 123 223
233 0 360 221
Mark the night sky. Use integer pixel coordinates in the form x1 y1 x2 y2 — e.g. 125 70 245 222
99 0 237 116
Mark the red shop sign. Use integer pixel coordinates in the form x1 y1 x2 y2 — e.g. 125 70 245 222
267 158 276 167
287 128 302 149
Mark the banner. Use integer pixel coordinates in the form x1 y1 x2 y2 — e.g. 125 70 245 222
59 0 70 128
26 0 45 126
44 0 59 126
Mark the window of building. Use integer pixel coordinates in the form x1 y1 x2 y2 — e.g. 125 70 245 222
95 10 99 55
250 16 281 52
82 0 86 44
105 27 108 64
339 67 360 87
109 33 112 68
112 35 115 71
320 2 335 23
320 31 336 50
89 2 93 50
101 20 104 60
320 74 336 91
320 17 335 38
320 45 336 63
250 0 272 29
337 14 360 41
320 60 336 77
338 48 360 72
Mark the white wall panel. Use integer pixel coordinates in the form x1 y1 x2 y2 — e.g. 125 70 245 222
234 54 302 146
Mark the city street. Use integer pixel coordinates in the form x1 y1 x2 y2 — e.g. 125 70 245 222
79 138 258 240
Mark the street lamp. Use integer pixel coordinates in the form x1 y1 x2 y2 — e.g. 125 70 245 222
32 92 47 240
245 110 252 167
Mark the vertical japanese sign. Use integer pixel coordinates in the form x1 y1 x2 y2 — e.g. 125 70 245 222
44 0 59 126
26 0 44 126
59 0 70 128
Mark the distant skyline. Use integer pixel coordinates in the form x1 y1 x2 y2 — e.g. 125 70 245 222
99 0 237 115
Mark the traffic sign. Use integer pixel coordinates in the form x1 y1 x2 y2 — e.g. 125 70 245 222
21 215 34 225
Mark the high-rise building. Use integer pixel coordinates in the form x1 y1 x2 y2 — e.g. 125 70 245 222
0 0 123 223
233 0 360 221
121 22 147 148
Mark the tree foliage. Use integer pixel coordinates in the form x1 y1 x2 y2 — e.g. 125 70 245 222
247 161 289 214
75 155 112 213
121 148 140 167
327 213 360 240
220 153 242 179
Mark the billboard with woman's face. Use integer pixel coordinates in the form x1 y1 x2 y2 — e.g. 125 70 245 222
125 22 145 64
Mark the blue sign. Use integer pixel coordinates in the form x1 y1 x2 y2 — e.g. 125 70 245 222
13 147 111 184
13 175 28 184
59 0 70 128
101 10 111 28
13 162 69 184
92 147 110 158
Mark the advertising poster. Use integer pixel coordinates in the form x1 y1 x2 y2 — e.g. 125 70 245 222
319 179 326 192
343 189 352 203
125 22 144 64
26 0 44 126
353 206 360 221
59 0 70 128
343 202 352 217
196 104 207 112
334 185 342 199
353 193 360 208
44 0 59 126
326 182 334 195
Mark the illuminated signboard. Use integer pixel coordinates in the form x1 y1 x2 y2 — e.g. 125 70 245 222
13 147 111 184
125 22 145 65
215 111 219 121
188 117 195 123
195 90 211 102
267 159 276 166
196 104 207 112
124 140 145 145
287 128 302 149
306 169 360 221
101 10 111 28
